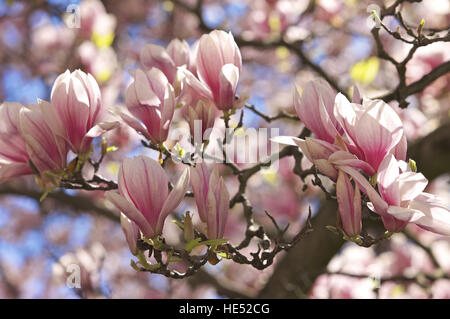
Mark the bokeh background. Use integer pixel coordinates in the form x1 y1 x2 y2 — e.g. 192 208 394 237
0 0 449 298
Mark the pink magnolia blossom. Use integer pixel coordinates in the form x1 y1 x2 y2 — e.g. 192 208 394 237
0 102 33 182
377 155 450 235
190 162 229 239
19 101 70 178
120 68 175 145
336 170 362 237
196 30 242 111
338 155 450 235
48 69 118 155
105 156 190 238
334 94 404 171
294 79 342 144
140 39 191 84
120 213 140 255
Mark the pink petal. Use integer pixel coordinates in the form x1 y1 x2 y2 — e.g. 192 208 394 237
140 44 176 83
328 151 375 176
119 111 151 140
295 79 339 143
216 177 229 239
333 93 365 152
351 85 361 104
397 172 428 202
157 167 190 235
119 156 168 228
167 39 191 68
377 154 400 206
336 170 361 236
85 121 120 138
19 105 68 173
0 162 33 182
134 69 162 107
178 68 213 106
354 99 404 170
218 64 239 110
314 159 338 181
105 191 154 238
338 165 389 217
189 162 211 222
120 213 140 255
305 137 339 160
408 193 450 236
392 132 407 161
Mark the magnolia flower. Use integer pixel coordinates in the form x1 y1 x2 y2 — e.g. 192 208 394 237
0 102 33 182
188 100 216 144
106 156 190 238
120 68 175 145
48 69 118 155
377 155 450 235
294 79 342 144
334 94 404 171
338 155 450 236
196 30 242 111
289 80 405 173
19 102 70 178
140 39 191 84
190 162 229 239
336 170 362 237
177 68 214 108
120 213 140 255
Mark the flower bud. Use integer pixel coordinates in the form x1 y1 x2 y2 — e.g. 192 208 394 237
120 213 140 255
121 68 175 145
0 102 33 182
196 30 242 111
49 69 117 155
106 156 190 239
190 163 229 239
336 170 362 237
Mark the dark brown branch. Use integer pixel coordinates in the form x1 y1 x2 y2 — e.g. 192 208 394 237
244 103 299 123
379 61 450 103
169 0 344 94
0 182 119 222
258 199 342 298
188 269 253 299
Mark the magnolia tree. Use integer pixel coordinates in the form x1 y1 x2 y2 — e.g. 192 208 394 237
0 0 449 299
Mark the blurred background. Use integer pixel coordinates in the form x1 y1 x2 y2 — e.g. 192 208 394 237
0 0 449 298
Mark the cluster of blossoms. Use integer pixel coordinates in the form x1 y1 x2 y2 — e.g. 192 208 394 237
119 29 242 147
0 27 449 262
0 70 117 188
110 29 240 251
0 29 241 256
274 79 450 239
